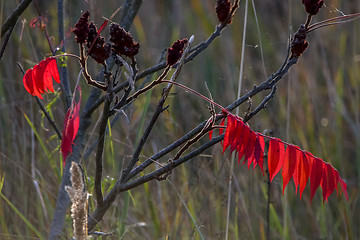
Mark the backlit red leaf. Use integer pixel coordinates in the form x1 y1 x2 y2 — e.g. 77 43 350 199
310 157 323 202
254 134 265 174
325 164 337 201
61 87 81 165
338 177 348 201
223 114 237 152
220 113 348 203
208 130 213 140
282 145 299 194
244 130 257 168
22 58 60 98
321 163 329 203
298 152 310 199
268 138 285 182
236 124 250 163
230 121 243 152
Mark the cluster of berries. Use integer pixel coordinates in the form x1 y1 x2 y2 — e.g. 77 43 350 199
73 11 139 64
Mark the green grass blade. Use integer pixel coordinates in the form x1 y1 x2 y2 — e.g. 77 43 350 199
0 192 44 239
168 180 205 240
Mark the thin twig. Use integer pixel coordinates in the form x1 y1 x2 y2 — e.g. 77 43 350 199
0 24 15 60
83 6 242 117
119 38 192 183
87 44 299 231
94 70 113 207
1 0 33 37
243 86 277 122
127 53 297 181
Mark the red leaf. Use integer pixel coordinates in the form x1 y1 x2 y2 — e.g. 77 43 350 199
230 120 243 152
254 134 265 175
236 124 250 163
219 113 348 203
219 118 225 136
338 177 348 201
223 114 237 152
321 163 329 203
282 145 299 194
208 130 213 140
310 157 324 202
47 58 60 83
22 58 60 98
298 152 310 199
61 87 81 165
244 130 257 168
268 138 285 182
325 164 337 201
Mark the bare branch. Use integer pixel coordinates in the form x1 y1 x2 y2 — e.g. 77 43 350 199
1 0 33 37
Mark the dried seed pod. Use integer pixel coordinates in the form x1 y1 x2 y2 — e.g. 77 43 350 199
291 25 309 58
109 23 140 58
86 22 111 64
216 0 231 24
73 11 90 44
167 38 188 66
302 0 324 16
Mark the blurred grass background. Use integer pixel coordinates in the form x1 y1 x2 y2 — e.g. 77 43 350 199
0 0 359 239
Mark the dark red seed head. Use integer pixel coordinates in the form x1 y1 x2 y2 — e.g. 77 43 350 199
302 0 324 15
216 0 232 24
86 22 110 63
167 38 188 66
291 25 309 58
73 11 90 44
109 23 140 58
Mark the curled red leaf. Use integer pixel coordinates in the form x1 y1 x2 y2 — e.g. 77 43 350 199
23 58 60 99
61 87 82 165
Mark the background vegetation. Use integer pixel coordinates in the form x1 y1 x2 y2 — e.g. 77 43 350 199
0 0 359 239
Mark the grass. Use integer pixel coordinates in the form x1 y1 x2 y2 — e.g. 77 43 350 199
0 0 359 239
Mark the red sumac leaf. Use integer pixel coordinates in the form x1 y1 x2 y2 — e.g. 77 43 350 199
230 119 243 152
310 157 324 202
47 57 60 83
321 163 329 203
219 118 225 135
338 177 348 201
325 164 337 201
61 87 81 165
208 130 213 140
236 124 250 164
298 152 310 199
268 139 285 182
223 114 237 152
244 130 257 168
254 134 265 175
22 58 60 98
282 145 299 194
